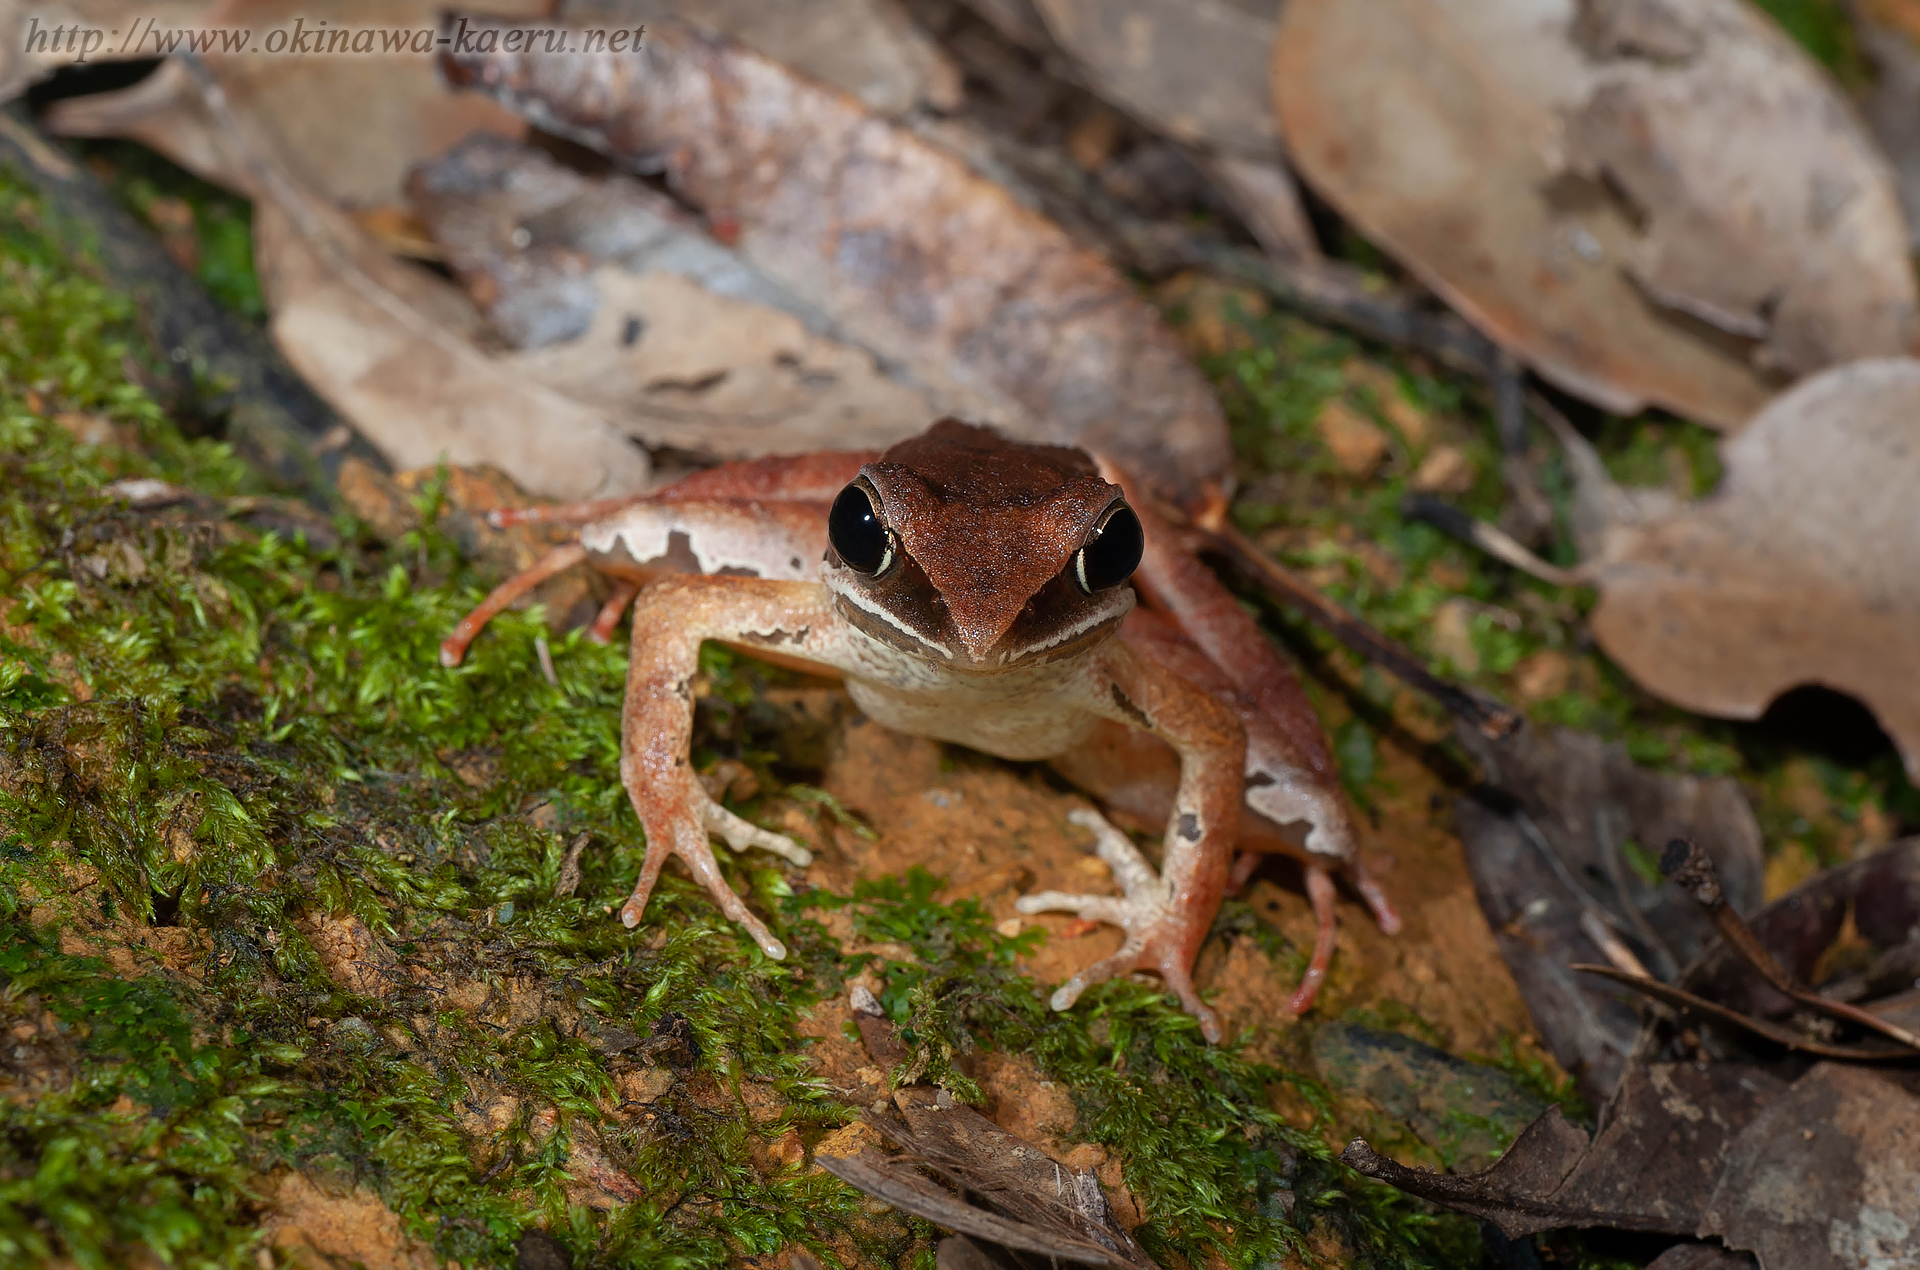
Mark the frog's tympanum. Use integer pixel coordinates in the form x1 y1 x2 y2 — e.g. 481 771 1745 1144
442 421 1398 1040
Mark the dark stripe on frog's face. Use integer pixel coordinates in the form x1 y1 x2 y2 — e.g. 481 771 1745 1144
822 421 1138 672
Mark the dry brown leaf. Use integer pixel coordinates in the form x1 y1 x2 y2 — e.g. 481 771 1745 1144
44 0 540 208
1273 0 1917 429
1344 1061 1791 1240
439 13 1234 517
1032 0 1279 156
1577 359 1920 780
1354 836 1920 1265
822 997 1156 1269
141 65 656 500
1699 1064 1920 1270
253 193 651 500
1029 0 1317 261
1855 13 1920 251
1455 721 1765 1104
509 270 943 456
564 0 962 116
410 133 942 459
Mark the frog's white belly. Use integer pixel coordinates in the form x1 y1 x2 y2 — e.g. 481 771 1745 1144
844 676 1099 761
829 621 1102 762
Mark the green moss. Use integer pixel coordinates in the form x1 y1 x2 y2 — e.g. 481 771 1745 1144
77 140 266 323
1590 414 1722 500
0 164 871 1267
813 870 1482 1266
1747 0 1866 82
0 929 294 1270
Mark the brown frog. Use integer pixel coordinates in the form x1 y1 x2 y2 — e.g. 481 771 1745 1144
442 420 1398 1040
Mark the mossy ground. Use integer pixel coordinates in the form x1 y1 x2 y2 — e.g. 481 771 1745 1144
0 159 1500 1270
4 101 1913 1270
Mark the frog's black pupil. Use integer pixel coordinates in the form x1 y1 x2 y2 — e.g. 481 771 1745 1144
829 483 888 573
1077 505 1143 592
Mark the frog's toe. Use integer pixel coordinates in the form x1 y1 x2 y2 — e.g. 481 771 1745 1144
703 803 813 867
1038 930 1221 1044
1015 807 1167 923
1015 807 1221 1042
1014 891 1137 925
1043 932 1149 1010
620 821 788 960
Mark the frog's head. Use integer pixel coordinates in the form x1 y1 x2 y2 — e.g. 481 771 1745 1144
821 420 1141 672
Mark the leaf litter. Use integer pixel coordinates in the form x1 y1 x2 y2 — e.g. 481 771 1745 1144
11 4 1920 1260
1350 835 1920 1268
407 131 944 458
1454 721 1766 1103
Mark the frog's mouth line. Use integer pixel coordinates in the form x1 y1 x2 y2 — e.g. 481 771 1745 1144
828 582 1132 674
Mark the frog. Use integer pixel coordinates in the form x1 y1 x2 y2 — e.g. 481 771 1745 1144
440 420 1399 1041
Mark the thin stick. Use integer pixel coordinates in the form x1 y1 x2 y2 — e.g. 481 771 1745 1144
1400 495 1590 587
1660 838 1920 1051
1206 524 1521 737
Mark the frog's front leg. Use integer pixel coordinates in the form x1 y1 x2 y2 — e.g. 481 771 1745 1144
1017 640 1245 1042
618 575 842 958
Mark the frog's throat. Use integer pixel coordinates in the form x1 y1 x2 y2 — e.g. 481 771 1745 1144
826 579 1133 673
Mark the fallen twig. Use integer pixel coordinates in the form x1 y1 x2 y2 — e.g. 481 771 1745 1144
1659 837 1920 1051
1204 522 1522 737
1573 963 1915 1060
1400 494 1589 587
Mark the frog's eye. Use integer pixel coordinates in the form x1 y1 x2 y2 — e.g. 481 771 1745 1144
829 481 895 575
1074 503 1144 593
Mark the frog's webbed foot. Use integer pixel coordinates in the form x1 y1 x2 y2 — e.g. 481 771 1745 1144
1016 809 1222 1043
619 787 809 960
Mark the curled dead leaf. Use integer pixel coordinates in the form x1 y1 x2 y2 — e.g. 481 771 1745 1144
1273 0 1917 428
409 132 944 459
438 12 1233 517
1579 359 1920 780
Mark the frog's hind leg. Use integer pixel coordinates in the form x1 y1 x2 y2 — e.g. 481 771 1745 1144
1345 852 1398 934
1294 864 1339 1015
587 579 644 645
440 543 589 667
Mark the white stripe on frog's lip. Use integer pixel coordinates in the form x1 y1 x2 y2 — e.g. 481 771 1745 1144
995 587 1134 664
824 564 1133 670
822 567 959 661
